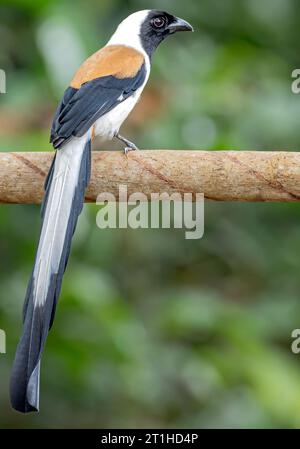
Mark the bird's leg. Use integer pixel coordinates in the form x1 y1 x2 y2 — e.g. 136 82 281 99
115 133 139 155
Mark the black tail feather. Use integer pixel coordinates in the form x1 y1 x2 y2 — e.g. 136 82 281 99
10 139 91 413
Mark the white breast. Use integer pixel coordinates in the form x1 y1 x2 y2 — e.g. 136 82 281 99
93 80 148 141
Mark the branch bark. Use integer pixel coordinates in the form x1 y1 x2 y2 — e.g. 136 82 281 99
0 150 300 204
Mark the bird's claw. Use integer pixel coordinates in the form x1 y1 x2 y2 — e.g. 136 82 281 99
123 145 139 156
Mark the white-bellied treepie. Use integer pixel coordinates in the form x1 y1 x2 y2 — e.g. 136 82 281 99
10 9 193 413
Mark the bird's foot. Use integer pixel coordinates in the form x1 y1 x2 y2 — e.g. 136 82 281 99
124 144 139 156
115 133 139 156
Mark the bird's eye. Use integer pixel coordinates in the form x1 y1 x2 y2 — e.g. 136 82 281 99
151 16 166 29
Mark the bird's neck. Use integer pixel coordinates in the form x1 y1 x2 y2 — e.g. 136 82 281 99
106 26 150 62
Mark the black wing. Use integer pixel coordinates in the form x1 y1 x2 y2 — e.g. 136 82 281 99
50 64 146 149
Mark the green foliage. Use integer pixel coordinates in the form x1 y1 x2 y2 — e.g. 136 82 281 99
1 0 300 428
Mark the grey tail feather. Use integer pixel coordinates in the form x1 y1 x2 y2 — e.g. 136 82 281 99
10 138 91 413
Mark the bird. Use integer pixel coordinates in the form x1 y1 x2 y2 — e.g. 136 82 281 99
10 9 193 413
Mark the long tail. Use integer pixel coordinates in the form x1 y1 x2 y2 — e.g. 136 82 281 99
10 134 91 413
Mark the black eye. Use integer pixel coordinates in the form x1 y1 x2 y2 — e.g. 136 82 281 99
151 16 166 29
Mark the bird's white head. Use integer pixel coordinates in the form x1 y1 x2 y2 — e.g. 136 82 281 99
107 10 193 59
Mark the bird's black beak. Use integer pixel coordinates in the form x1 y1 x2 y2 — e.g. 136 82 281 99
167 17 194 34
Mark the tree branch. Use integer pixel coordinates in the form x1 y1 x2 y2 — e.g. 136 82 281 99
0 150 300 204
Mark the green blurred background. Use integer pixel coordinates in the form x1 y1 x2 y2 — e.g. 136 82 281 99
1 0 300 429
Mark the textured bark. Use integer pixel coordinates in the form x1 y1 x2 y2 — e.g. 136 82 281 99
0 150 300 204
